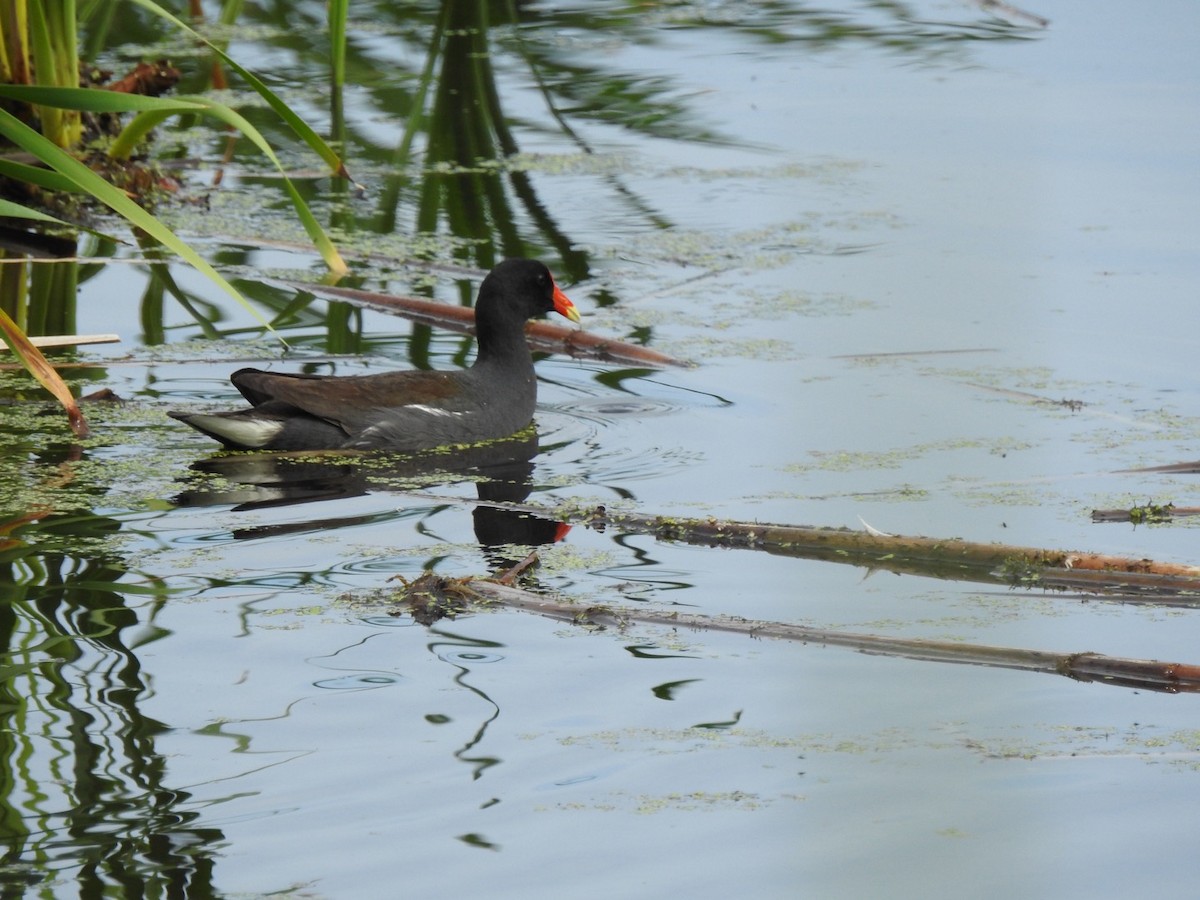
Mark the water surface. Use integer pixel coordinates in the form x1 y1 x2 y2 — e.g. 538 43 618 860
3 2 1200 897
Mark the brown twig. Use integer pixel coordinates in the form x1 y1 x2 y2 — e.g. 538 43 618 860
282 280 692 368
423 578 1200 693
102 61 182 96
1116 460 1200 475
396 490 1200 599
572 506 1200 583
493 550 542 586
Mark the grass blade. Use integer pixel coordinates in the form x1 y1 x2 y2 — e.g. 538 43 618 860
0 307 90 437
0 198 75 225
0 84 206 113
126 0 355 182
0 106 285 343
0 85 348 275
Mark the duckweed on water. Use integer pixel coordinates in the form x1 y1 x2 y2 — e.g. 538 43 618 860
932 364 1062 391
161 180 310 244
625 222 815 270
663 159 865 183
501 151 635 177
673 335 794 361
631 791 773 814
557 725 806 753
954 484 1048 510
516 543 619 577
1126 500 1176 525
851 485 930 503
135 339 283 365
790 437 1035 474
0 405 188 521
747 485 930 505
966 725 1200 770
748 289 877 319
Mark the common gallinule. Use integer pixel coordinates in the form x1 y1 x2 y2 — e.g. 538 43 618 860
168 258 581 451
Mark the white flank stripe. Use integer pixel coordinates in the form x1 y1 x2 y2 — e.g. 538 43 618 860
405 404 466 418
191 415 285 448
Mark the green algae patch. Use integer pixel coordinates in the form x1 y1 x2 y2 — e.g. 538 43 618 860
630 791 775 814
0 401 192 526
748 288 878 319
964 725 1200 771
790 437 1035 475
618 221 816 271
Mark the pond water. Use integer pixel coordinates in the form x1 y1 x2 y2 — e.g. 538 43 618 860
3 1 1200 897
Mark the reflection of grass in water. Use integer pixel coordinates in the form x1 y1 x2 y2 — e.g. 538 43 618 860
636 0 1042 54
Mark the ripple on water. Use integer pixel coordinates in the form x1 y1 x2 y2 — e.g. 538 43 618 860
336 555 437 576
436 649 505 665
554 396 683 425
536 764 628 791
313 674 401 690
537 400 703 487
172 528 245 545
359 615 418 628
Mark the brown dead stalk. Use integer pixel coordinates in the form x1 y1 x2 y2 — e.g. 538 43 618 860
393 490 1200 598
283 280 691 368
569 506 1200 594
385 572 1200 693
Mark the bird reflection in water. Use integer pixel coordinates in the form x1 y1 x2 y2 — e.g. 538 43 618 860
172 427 569 565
